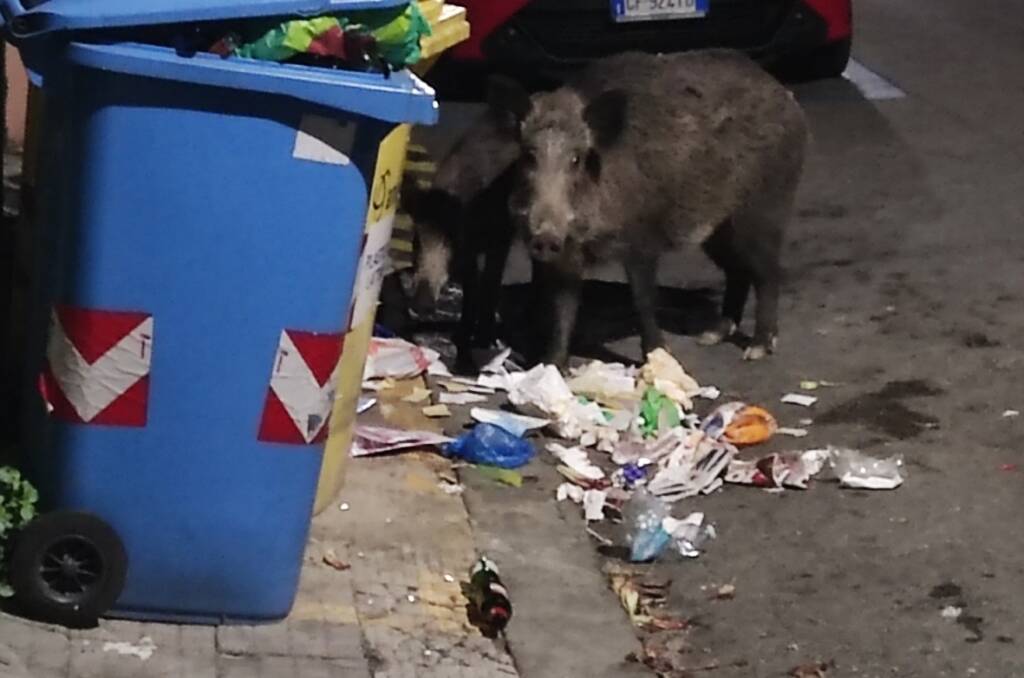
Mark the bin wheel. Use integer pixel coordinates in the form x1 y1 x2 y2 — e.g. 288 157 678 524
10 511 127 627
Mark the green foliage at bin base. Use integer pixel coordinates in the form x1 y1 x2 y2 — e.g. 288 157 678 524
0 467 39 597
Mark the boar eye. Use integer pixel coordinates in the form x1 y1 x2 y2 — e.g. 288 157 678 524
571 154 581 166
522 149 537 167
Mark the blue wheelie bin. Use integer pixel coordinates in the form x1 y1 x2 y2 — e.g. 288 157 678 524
1 0 437 625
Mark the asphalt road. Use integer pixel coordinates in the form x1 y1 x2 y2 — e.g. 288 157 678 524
417 1 1024 676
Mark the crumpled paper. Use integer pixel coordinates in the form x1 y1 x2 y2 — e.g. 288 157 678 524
640 348 702 411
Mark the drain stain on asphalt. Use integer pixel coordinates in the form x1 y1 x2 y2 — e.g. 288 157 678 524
818 379 942 439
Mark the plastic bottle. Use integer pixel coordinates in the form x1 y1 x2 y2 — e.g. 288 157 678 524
468 557 512 633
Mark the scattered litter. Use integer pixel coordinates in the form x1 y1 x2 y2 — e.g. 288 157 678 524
639 387 682 438
443 379 497 395
467 557 512 634
830 448 904 490
800 418 814 426
510 364 620 448
556 482 585 503
1001 463 1018 472
1003 410 1020 418
470 408 549 437
438 480 465 495
351 425 453 457
443 574 456 583
422 404 452 418
583 489 608 522
401 387 432 404
362 377 396 392
102 637 156 661
790 662 833 678
322 549 351 571
782 393 818 407
715 583 736 600
779 427 810 438
473 465 523 487
339 502 351 511
624 489 672 562
567 360 637 406
439 392 489 406
726 449 830 490
799 380 837 391
645 432 734 502
941 605 963 620
587 526 614 546
701 403 778 446
407 594 417 603
607 566 686 631
446 424 535 469
548 443 605 481
662 512 716 558
481 348 514 375
697 385 722 400
641 348 702 410
363 337 442 382
357 396 377 414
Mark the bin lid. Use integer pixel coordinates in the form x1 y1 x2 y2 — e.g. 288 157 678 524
1 0 412 38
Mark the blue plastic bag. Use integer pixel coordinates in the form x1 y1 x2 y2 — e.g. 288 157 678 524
445 424 535 469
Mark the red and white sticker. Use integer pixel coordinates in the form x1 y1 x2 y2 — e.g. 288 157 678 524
258 329 345 445
41 306 154 426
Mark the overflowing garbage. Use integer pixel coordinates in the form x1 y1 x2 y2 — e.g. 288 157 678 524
353 338 906 555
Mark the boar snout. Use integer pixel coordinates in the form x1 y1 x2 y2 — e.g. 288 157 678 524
528 230 565 261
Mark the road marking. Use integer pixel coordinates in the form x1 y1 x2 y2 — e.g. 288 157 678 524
842 59 906 100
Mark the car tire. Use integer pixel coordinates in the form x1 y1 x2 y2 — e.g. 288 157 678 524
10 511 128 628
785 37 852 81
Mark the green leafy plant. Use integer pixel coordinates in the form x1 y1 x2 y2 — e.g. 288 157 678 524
0 466 39 597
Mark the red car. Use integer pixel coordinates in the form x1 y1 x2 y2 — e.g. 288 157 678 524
430 0 852 96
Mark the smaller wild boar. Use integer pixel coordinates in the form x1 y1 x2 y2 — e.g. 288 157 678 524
402 102 521 373
492 50 809 367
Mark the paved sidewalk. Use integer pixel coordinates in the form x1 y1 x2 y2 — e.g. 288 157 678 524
1 449 518 678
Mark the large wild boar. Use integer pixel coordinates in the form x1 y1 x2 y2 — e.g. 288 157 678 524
401 104 521 373
492 49 809 367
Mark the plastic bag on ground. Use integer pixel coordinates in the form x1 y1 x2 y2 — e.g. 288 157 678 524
567 360 638 406
829 447 904 489
623 489 672 562
445 423 535 469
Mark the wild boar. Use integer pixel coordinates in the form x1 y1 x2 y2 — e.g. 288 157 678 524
401 103 521 373
491 49 809 367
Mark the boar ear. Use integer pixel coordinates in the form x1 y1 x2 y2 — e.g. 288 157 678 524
487 75 532 123
584 89 628 147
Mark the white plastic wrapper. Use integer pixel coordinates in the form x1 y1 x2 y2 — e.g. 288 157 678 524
829 447 905 490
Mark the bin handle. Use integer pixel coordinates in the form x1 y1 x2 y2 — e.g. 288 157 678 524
66 42 438 126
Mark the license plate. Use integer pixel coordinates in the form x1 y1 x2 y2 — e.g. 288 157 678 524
610 0 709 23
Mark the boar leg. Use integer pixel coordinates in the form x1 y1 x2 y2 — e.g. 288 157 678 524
734 214 784 361
474 221 514 349
454 236 482 375
532 260 581 368
624 256 665 357
699 220 750 345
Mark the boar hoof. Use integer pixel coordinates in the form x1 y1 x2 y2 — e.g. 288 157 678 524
742 345 769 361
698 330 725 347
743 337 777 361
698 320 737 346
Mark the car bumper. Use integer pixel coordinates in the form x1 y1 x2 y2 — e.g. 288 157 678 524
478 0 842 76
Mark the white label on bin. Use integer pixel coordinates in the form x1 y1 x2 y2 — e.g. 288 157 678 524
258 329 344 445
293 115 356 166
41 307 153 426
349 216 396 330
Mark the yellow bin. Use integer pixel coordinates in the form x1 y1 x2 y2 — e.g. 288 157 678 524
313 2 470 514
